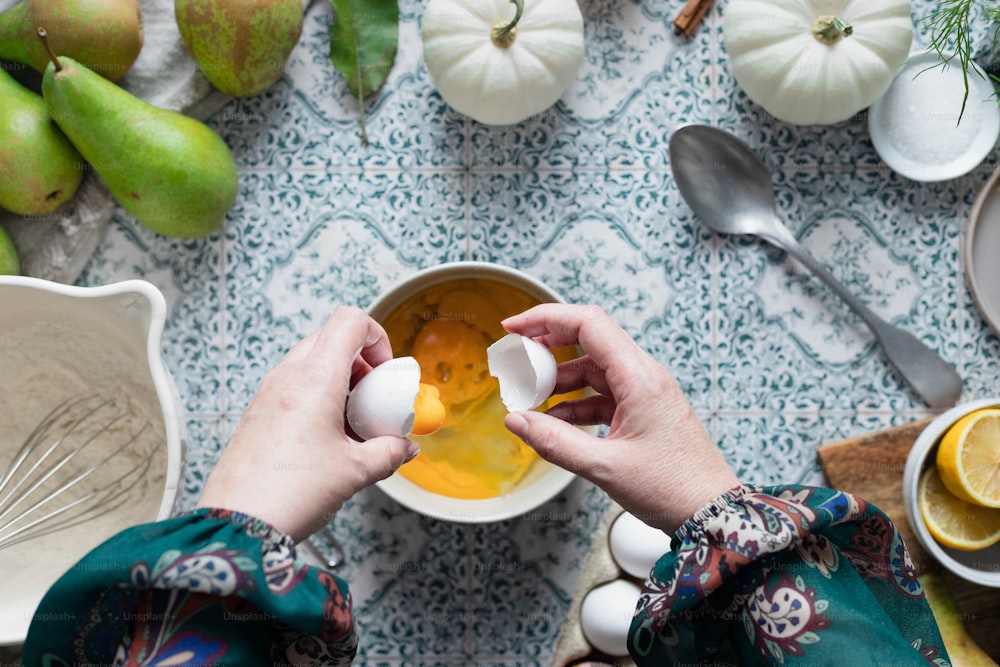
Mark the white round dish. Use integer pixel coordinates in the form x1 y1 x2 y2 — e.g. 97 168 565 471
869 51 1000 182
367 261 583 523
902 398 1000 588
0 277 185 646
965 164 1000 335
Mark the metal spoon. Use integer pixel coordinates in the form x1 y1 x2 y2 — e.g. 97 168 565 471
303 527 345 570
668 124 962 409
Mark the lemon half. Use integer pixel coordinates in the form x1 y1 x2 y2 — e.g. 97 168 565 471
936 408 1000 508
918 466 1000 551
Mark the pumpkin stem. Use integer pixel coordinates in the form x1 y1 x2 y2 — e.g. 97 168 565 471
491 0 524 48
812 15 853 45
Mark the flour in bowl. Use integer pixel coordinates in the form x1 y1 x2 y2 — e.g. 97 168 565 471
0 317 167 608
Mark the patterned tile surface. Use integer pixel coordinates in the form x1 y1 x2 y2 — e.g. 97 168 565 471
68 0 1000 662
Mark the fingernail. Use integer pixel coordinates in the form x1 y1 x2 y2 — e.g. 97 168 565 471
505 412 529 435
405 439 421 462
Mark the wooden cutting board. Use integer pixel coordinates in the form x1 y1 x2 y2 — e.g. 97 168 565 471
818 420 1000 659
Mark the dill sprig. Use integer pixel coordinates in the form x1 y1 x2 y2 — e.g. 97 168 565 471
923 0 1000 121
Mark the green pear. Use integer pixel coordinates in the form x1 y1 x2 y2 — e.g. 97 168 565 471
0 68 83 216
0 225 19 275
921 572 998 666
0 0 143 81
40 40 238 238
175 0 303 96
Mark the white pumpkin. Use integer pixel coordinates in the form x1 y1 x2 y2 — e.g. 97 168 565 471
723 0 914 125
421 0 585 126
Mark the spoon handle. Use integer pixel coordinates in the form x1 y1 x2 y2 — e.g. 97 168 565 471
303 528 345 570
760 223 962 409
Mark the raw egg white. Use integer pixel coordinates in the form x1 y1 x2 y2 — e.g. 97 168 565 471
486 333 558 412
346 357 446 440
579 578 642 657
608 512 672 579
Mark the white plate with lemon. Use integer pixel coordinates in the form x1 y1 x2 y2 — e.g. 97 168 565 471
904 399 1000 587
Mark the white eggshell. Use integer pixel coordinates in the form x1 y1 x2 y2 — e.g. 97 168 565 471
345 357 420 440
579 578 642 657
608 512 672 579
486 333 558 412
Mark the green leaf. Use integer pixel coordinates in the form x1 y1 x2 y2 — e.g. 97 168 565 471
329 0 399 144
923 0 1000 122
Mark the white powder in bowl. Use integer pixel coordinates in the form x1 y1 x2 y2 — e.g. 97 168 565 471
880 60 985 165
0 317 167 635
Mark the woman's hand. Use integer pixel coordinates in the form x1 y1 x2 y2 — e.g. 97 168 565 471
196 306 419 542
501 304 738 534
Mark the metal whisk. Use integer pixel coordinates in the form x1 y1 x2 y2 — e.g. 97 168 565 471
0 395 153 551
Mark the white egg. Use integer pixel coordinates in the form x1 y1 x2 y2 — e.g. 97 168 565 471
579 578 642 657
345 356 421 440
608 512 672 579
486 333 558 412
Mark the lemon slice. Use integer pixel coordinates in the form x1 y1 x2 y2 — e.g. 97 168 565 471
918 466 1000 551
936 408 1000 508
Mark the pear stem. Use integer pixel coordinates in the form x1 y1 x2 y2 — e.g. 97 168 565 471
37 27 62 72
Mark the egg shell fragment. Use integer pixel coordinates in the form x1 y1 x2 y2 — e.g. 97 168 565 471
486 333 558 412
346 356 420 440
608 512 672 579
579 578 642 657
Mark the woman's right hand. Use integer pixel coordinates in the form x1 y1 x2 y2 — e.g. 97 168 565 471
501 304 739 534
196 306 418 542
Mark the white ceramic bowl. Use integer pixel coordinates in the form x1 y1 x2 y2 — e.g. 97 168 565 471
902 398 1000 588
368 262 584 523
965 164 1000 336
869 50 1000 182
0 277 185 645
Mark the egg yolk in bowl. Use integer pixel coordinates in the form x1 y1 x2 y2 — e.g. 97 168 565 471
379 278 582 500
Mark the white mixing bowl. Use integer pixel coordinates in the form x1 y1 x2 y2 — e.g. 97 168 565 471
0 277 184 646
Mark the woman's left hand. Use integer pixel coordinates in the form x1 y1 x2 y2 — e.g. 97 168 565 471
196 306 420 542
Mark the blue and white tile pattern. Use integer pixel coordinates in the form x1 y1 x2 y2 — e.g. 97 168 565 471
73 0 1000 662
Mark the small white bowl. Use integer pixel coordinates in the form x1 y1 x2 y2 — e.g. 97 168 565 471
902 398 1000 587
367 262 586 523
0 277 185 645
869 50 1000 182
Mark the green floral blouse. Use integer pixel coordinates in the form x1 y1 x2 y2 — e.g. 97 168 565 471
630 485 951 665
23 509 356 666
22 486 951 666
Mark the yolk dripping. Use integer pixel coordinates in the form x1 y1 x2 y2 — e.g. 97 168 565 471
399 393 538 498
411 383 446 436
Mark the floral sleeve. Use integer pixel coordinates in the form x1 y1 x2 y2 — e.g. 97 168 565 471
628 484 951 666
22 508 355 666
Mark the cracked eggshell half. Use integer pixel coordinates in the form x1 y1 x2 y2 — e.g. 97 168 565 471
346 356 423 440
487 333 558 412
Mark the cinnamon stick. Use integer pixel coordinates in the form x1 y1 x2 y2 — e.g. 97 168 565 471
673 0 715 38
